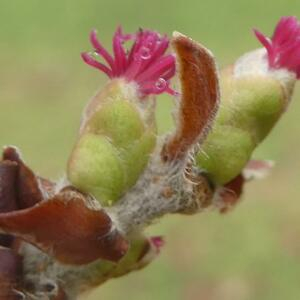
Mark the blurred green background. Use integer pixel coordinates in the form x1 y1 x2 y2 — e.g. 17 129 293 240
1 1 300 299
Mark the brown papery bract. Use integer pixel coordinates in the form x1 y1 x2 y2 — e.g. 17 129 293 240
161 32 220 161
0 190 128 265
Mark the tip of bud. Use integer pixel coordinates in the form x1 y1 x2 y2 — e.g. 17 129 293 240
254 16 300 78
150 236 165 253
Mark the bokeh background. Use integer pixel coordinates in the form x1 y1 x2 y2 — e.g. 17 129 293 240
1 1 300 299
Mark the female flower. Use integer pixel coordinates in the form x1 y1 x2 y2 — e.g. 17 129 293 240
68 28 177 206
81 27 176 97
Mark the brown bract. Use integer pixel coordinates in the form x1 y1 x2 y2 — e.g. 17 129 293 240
0 192 128 264
219 174 245 213
0 161 18 213
3 147 45 209
162 32 220 161
0 146 128 267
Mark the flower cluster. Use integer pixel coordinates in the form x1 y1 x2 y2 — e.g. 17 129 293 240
82 27 176 96
0 16 299 300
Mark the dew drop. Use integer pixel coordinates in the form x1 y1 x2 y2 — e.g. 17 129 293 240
91 51 99 59
140 46 151 60
155 78 167 90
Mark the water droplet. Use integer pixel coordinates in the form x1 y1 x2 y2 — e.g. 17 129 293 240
155 78 167 90
91 51 99 59
140 47 151 60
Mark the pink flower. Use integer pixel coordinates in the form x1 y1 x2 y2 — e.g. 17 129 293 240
254 16 300 78
82 27 176 96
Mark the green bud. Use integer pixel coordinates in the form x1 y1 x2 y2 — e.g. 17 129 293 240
196 66 288 185
219 71 284 143
86 98 145 148
196 124 255 185
67 80 156 206
68 133 125 204
120 130 156 188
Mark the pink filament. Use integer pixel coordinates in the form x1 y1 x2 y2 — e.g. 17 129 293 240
254 16 300 78
82 27 176 96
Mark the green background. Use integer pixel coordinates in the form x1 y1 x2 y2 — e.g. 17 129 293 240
1 1 300 299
